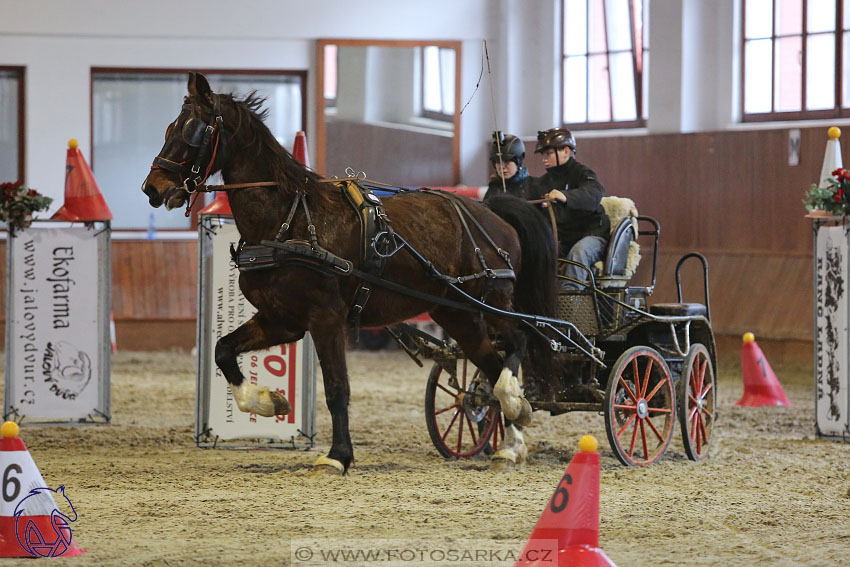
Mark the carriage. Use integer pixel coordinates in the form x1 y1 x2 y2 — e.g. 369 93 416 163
390 197 717 467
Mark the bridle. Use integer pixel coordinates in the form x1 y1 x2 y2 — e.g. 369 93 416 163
150 95 226 198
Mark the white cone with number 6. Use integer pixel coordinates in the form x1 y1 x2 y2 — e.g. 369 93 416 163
0 422 84 557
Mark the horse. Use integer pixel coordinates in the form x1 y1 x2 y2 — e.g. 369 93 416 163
141 72 557 474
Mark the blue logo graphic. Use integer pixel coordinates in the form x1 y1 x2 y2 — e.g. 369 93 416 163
13 486 77 557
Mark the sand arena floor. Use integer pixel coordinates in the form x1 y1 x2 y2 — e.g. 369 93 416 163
3 347 850 566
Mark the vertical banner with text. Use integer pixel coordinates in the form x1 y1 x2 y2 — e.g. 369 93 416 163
815 225 850 439
4 222 111 422
196 217 315 445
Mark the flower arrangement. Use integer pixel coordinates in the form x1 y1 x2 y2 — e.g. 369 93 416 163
804 168 850 216
0 181 53 232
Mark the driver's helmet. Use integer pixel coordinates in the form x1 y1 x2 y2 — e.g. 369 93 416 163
490 131 526 167
534 128 576 153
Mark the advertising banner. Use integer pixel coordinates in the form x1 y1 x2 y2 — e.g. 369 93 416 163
4 222 110 423
196 216 316 446
815 224 850 440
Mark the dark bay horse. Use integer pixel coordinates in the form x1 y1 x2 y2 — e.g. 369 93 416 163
141 72 556 474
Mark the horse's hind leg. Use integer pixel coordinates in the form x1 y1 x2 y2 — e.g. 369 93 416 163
215 314 305 417
430 310 531 468
491 326 533 427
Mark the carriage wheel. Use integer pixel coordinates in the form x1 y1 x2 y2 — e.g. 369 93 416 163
604 346 676 466
425 359 502 459
679 343 716 461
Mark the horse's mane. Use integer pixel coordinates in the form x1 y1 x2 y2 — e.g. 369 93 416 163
227 91 322 192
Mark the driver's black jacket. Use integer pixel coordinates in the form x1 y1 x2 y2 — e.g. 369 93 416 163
528 157 610 254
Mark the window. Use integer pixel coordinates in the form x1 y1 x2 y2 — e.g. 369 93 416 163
0 67 24 182
562 0 649 129
91 69 306 230
323 44 338 111
421 46 456 121
743 0 845 120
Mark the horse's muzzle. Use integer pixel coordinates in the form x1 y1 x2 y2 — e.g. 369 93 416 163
142 181 164 208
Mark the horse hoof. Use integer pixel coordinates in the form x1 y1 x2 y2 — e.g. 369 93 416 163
491 457 517 472
511 398 534 427
312 456 345 476
270 390 291 416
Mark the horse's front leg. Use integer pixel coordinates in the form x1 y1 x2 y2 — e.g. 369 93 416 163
310 325 353 476
215 314 305 417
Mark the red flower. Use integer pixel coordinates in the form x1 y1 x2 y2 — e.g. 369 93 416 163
835 188 845 203
834 168 845 177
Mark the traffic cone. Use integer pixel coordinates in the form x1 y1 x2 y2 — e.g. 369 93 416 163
819 126 842 188
515 435 616 567
292 131 311 168
735 333 791 407
52 139 113 221
0 422 84 557
198 191 232 215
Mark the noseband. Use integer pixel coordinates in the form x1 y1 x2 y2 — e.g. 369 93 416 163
151 95 225 194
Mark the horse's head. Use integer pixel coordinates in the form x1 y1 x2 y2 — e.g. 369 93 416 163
141 72 227 210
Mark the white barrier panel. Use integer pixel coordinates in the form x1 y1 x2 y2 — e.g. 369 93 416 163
195 216 316 447
815 224 850 440
4 222 110 423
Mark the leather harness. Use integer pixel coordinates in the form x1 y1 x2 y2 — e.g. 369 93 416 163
228 181 516 331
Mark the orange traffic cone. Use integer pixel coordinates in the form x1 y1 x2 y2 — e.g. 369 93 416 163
736 332 791 407
515 436 616 567
198 191 232 215
52 139 113 221
292 130 311 168
0 422 84 557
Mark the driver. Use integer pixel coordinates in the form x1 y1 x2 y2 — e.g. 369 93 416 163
530 128 610 290
483 132 534 202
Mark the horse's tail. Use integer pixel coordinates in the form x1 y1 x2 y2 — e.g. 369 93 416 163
485 194 557 319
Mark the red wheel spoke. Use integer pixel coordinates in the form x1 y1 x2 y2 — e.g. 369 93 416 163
700 381 713 398
697 414 708 449
434 404 458 416
644 415 664 443
440 410 461 443
688 403 699 422
461 360 468 390
628 416 639 457
644 378 666 403
693 414 702 451
697 357 706 394
630 358 641 397
613 403 637 411
465 414 478 446
639 420 649 460
646 406 672 414
456 409 465 453
641 358 653 397
618 376 638 403
617 413 637 437
436 383 457 397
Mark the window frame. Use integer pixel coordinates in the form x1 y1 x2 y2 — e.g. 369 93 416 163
90 67 307 232
561 0 649 131
741 0 846 122
1 66 26 183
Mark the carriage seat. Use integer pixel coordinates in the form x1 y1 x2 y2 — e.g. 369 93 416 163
649 303 707 317
593 196 641 288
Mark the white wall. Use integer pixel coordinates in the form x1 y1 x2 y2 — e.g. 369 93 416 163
1 0 750 204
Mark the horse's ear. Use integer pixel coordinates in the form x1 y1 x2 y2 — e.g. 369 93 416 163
188 72 214 106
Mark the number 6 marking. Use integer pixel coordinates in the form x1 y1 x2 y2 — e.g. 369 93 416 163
550 473 572 513
3 464 22 503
